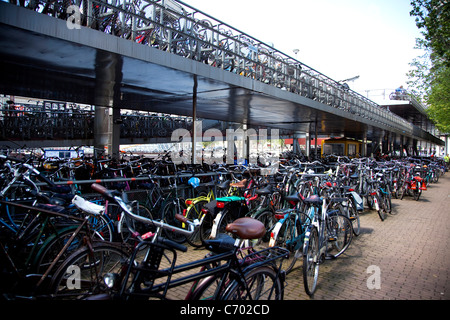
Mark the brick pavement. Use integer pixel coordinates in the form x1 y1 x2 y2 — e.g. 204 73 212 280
167 174 450 300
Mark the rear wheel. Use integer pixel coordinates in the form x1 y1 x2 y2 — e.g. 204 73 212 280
221 266 283 300
326 214 353 258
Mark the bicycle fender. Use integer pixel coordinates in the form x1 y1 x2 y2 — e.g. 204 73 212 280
210 212 222 239
302 225 314 256
350 191 364 211
373 196 380 211
269 222 283 247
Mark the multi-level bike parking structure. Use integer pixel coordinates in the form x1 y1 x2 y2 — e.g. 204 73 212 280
7 0 420 135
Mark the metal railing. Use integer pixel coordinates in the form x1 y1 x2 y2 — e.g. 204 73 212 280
6 0 419 134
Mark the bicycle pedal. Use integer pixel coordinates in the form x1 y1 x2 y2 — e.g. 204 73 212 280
328 236 337 241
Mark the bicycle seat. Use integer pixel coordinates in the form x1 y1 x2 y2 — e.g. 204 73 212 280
225 217 266 240
217 180 230 190
230 179 247 188
283 193 301 203
303 195 322 206
255 185 272 195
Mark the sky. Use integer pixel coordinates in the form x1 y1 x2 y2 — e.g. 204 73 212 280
184 0 424 101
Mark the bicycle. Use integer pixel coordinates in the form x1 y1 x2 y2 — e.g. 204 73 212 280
182 177 216 247
302 194 353 297
0 197 129 300
269 192 314 274
89 183 289 300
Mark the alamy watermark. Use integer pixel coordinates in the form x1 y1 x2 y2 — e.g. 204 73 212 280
366 265 381 290
66 265 81 290
169 121 280 174
66 5 81 30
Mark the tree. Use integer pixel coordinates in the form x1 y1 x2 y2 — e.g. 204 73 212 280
408 0 450 133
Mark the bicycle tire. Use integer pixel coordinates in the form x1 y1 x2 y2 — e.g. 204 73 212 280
347 200 361 236
32 225 90 275
49 242 129 299
374 194 386 221
384 187 394 214
252 209 277 244
302 226 319 297
274 214 303 274
119 203 154 244
220 266 283 300
185 200 208 247
89 214 114 242
326 214 353 258
413 182 422 201
188 273 224 300
162 199 187 244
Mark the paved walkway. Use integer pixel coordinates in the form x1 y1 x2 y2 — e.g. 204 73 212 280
283 173 450 300
169 173 450 300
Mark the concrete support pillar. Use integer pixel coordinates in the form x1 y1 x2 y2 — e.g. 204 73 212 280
93 50 123 159
293 131 302 155
362 132 367 157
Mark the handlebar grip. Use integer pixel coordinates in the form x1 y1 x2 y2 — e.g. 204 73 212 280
175 213 188 223
91 183 115 201
37 172 56 187
159 238 187 252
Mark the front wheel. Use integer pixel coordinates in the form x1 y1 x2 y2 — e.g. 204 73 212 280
303 226 319 297
162 199 186 243
185 200 208 247
49 242 129 299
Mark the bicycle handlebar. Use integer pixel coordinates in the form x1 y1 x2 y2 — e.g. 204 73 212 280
91 183 198 238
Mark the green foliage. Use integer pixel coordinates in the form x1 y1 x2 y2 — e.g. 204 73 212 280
408 0 450 133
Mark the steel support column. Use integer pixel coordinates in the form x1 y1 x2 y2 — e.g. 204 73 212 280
93 50 123 159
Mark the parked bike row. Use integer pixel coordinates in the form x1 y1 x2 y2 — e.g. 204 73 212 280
0 102 194 141
0 151 446 300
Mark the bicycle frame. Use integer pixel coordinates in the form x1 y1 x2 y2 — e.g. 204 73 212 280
91 183 287 300
0 199 97 296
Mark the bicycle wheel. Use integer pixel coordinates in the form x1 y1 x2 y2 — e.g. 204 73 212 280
89 214 114 242
374 194 386 221
119 203 154 244
384 187 393 214
347 200 361 236
326 214 353 258
413 182 422 201
32 226 90 275
162 199 186 243
253 209 277 244
302 226 319 297
272 214 302 274
49 242 129 299
213 208 235 239
189 273 224 300
198 210 215 244
185 200 208 247
221 266 283 300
